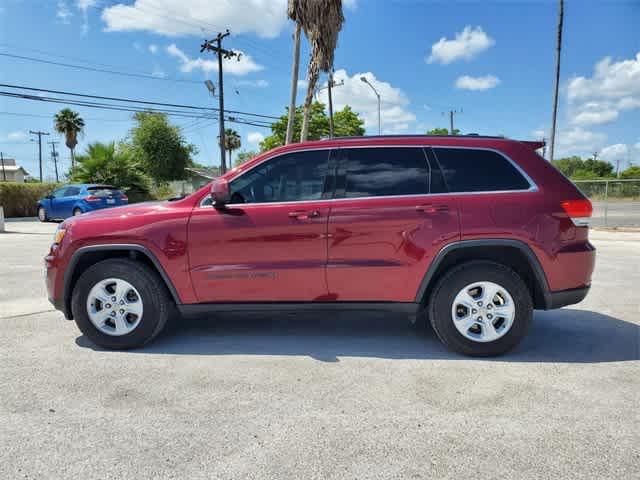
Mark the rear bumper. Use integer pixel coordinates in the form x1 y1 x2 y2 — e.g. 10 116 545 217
544 285 590 310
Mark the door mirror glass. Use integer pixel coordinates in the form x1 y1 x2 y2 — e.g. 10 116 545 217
210 178 230 207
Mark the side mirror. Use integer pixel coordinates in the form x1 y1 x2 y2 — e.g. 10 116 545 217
210 178 230 208
45 194 54 200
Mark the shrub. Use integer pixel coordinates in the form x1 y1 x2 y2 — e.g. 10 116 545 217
0 182 60 217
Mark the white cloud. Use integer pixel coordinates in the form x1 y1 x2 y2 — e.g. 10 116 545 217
556 127 607 157
151 67 166 78
102 0 287 38
237 79 269 88
568 52 640 126
77 0 96 34
427 26 494 65
531 129 546 139
56 1 73 23
297 79 308 90
6 131 27 141
455 74 500 91
599 143 629 162
167 43 263 76
247 132 265 145
317 69 416 134
148 44 158 54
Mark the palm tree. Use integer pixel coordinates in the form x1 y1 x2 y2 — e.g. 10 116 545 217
54 108 85 168
289 0 344 142
223 129 241 168
549 0 564 162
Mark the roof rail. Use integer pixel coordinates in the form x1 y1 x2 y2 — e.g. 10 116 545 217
321 134 507 141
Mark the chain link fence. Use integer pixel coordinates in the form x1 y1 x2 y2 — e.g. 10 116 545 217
573 179 640 227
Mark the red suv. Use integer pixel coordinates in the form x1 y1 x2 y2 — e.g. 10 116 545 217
45 135 595 356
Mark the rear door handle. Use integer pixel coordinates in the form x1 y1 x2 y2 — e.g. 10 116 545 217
416 204 449 214
288 210 321 220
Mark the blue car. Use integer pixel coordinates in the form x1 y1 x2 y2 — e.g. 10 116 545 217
37 184 128 221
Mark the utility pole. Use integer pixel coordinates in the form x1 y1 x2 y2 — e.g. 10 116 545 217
446 109 462 135
29 130 49 182
549 0 564 162
201 30 241 174
0 152 6 181
48 141 60 182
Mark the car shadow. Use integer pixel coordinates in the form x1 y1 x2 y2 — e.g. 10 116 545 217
76 308 639 363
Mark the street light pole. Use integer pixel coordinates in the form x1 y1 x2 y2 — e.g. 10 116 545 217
360 77 381 135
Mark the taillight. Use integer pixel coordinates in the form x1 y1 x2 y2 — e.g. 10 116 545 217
561 199 592 226
85 195 101 202
120 195 128 201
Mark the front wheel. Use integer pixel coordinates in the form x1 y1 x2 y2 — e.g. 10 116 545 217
71 258 173 349
428 261 533 356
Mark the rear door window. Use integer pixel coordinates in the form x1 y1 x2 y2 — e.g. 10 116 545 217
64 186 81 196
87 187 122 197
338 147 429 198
432 148 531 193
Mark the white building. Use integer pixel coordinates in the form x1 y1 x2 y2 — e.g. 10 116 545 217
0 158 30 183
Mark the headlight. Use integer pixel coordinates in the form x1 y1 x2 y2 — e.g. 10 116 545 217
53 227 66 244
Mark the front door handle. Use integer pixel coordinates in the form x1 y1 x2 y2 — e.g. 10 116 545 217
416 204 449 214
288 210 321 220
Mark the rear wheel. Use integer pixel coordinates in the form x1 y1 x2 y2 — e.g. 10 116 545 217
38 206 48 222
71 258 173 349
428 261 532 356
73 207 83 216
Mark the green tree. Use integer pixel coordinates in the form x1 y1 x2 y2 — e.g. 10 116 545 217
582 158 614 178
620 165 640 179
427 127 460 135
69 142 151 199
552 156 584 177
223 128 241 168
260 102 364 151
129 112 196 183
234 150 258 167
54 108 85 168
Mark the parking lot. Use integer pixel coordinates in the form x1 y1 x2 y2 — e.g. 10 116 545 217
1 220 638 479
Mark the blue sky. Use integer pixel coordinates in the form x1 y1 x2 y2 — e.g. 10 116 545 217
1 0 639 180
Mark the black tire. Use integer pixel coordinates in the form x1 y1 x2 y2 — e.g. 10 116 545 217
428 260 533 357
71 258 174 349
37 206 48 222
73 207 83 217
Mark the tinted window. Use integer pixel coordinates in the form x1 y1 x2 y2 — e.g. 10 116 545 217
52 188 66 198
229 150 329 204
88 187 121 197
64 187 81 196
433 148 530 192
341 147 429 198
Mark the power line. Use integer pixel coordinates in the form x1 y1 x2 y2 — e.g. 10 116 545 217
0 83 280 120
0 91 273 129
0 52 201 85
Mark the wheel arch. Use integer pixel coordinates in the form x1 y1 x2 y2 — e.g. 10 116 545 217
415 239 551 310
62 244 181 319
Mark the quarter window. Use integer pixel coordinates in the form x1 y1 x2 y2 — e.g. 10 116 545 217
229 150 329 204
341 147 429 198
432 148 531 192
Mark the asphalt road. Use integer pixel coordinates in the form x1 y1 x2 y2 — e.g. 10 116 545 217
1 220 638 479
591 201 640 227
